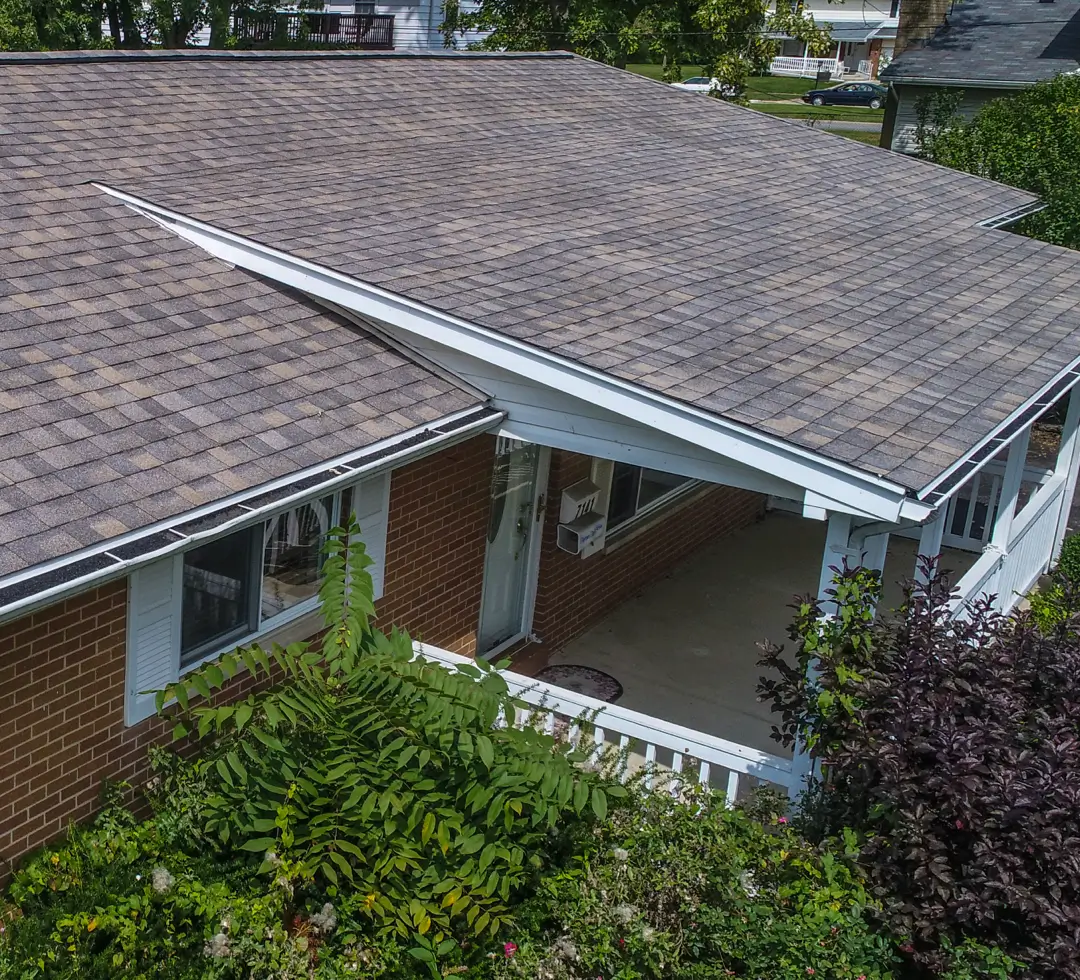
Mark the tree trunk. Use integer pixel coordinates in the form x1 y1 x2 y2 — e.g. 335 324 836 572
208 0 230 46
104 0 122 45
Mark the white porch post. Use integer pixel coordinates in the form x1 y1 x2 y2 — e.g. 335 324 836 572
1052 391 1080 557
816 512 853 604
791 512 855 798
990 427 1031 551
915 504 947 584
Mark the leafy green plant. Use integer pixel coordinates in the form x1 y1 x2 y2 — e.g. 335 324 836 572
1028 532 1080 634
916 73 1080 251
156 518 611 944
486 784 902 980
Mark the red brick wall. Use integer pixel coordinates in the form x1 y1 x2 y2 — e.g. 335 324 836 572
375 434 494 656
531 451 766 651
0 434 496 874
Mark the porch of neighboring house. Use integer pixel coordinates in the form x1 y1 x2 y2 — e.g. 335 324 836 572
512 508 978 758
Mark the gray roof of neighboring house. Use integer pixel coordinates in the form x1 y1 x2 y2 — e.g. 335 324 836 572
0 178 480 580
882 0 1080 84
3 53 1080 521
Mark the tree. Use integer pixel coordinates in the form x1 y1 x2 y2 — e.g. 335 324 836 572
916 73 1080 251
0 0 108 50
441 0 830 92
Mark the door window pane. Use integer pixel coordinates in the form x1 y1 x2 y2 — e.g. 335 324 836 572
262 495 334 619
181 528 254 665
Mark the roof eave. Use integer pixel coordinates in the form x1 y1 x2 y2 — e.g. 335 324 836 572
0 403 502 626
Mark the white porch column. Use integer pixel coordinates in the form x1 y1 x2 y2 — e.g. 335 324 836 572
1053 391 1080 556
816 512 854 605
990 427 1031 551
791 512 855 798
915 504 947 585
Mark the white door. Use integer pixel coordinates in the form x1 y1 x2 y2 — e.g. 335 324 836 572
478 441 541 653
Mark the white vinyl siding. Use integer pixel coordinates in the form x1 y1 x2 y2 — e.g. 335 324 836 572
124 474 391 726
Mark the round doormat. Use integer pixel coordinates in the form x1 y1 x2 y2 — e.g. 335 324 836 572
533 664 623 703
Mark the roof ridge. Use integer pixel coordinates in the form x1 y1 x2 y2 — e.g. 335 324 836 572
0 48 576 65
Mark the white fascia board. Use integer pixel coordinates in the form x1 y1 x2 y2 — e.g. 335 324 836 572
97 184 921 523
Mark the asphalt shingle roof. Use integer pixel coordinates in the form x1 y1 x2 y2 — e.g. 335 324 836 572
3 50 1080 549
883 0 1080 84
0 171 479 579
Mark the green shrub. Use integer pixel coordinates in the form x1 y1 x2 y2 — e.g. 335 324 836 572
157 518 612 944
1028 532 1080 633
485 785 901 980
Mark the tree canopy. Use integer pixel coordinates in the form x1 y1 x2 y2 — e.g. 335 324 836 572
440 0 831 93
916 73 1080 251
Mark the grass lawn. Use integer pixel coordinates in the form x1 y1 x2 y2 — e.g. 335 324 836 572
832 129 884 146
752 103 884 123
626 65 820 100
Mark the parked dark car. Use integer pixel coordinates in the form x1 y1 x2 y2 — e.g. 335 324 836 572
801 81 887 109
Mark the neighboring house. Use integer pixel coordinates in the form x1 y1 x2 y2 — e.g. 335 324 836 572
220 0 488 50
3 49 1080 871
769 0 902 78
881 0 1080 153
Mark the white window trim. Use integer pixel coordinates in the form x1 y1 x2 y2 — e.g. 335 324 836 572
125 472 390 726
589 459 704 545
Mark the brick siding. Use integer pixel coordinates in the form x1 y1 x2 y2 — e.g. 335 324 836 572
0 434 496 874
0 436 762 873
531 450 767 651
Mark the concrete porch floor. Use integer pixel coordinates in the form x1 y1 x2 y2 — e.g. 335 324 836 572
532 511 977 757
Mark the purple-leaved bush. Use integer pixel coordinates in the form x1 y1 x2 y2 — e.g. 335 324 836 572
759 562 1080 978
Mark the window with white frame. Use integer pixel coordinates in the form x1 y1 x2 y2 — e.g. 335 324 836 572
125 473 390 725
591 460 698 535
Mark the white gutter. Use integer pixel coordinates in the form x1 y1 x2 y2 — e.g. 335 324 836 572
0 405 502 625
96 184 931 524
884 75 1034 89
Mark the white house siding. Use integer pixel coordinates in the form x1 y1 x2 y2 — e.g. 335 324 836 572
889 83 1007 154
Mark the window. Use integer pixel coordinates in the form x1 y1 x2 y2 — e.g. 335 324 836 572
594 460 697 535
125 472 391 725
354 1 375 12
181 528 257 667
261 495 334 621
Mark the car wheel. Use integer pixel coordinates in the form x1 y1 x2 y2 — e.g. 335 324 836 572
869 97 883 109
811 96 825 107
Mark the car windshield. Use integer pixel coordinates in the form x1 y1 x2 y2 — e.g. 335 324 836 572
684 77 707 84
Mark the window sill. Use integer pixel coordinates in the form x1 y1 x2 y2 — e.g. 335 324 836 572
601 483 711 555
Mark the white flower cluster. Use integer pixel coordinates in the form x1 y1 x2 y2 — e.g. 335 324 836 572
310 902 337 935
204 932 231 959
613 904 636 924
151 867 174 894
612 847 629 862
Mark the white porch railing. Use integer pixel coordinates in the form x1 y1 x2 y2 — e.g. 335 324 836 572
768 56 843 79
857 59 874 78
941 460 1053 553
952 473 1067 614
415 643 797 802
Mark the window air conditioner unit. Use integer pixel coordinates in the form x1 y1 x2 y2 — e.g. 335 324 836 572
556 479 606 557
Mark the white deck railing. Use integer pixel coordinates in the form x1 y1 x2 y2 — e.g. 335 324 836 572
952 473 1067 614
768 56 843 79
941 460 1053 553
415 643 797 802
857 59 874 78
